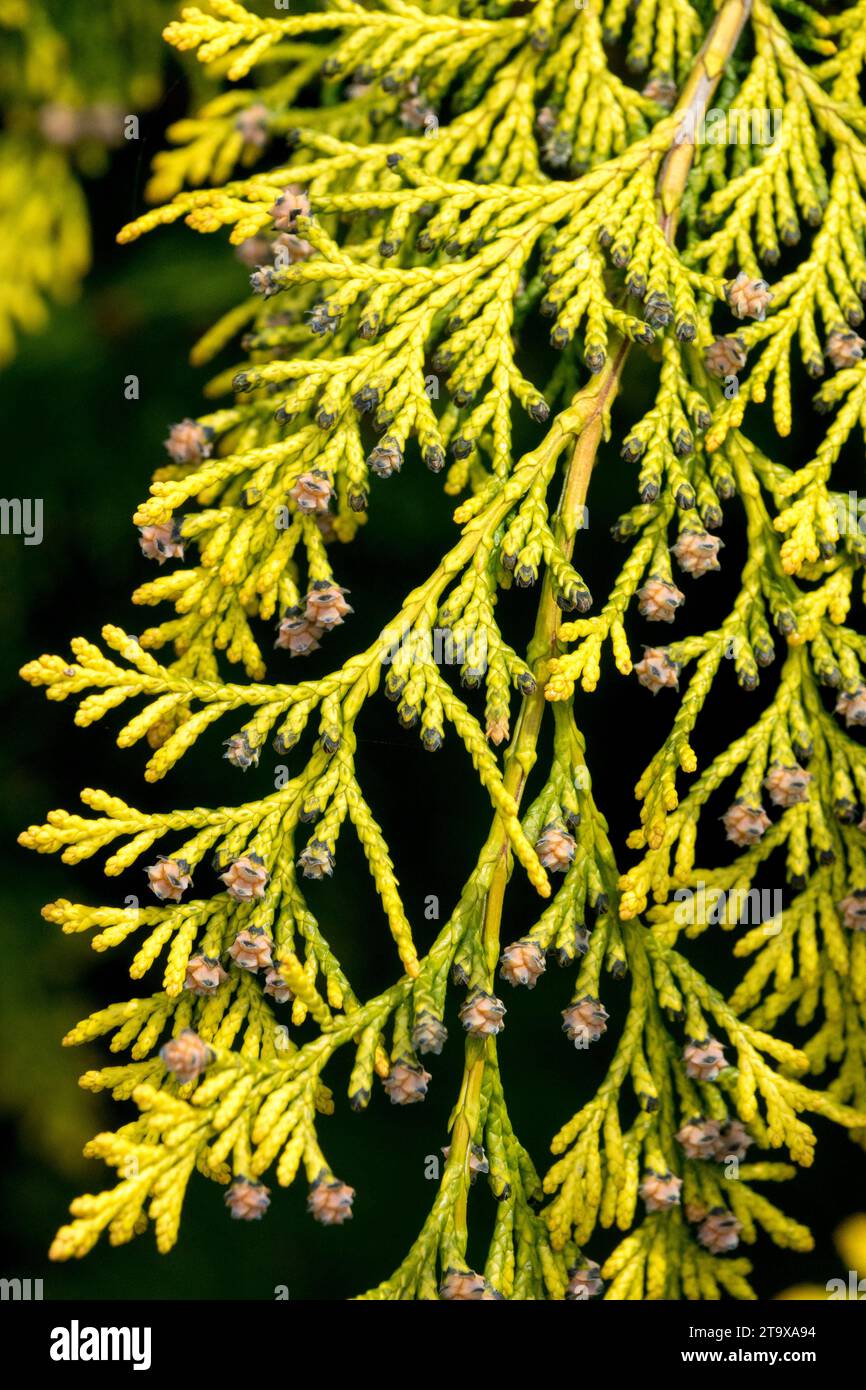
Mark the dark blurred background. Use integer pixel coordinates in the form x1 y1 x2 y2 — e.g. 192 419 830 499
0 32 863 1302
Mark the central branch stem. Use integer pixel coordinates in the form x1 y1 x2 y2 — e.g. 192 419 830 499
446 0 753 1254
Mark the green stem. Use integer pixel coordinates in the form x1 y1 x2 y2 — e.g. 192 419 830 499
445 0 755 1270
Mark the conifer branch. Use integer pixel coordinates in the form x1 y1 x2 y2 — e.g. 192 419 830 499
19 0 866 1299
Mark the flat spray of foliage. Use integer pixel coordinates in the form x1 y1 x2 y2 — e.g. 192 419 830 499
19 0 866 1299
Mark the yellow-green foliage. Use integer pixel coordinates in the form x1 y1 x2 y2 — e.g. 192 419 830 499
0 0 174 363
18 0 866 1299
